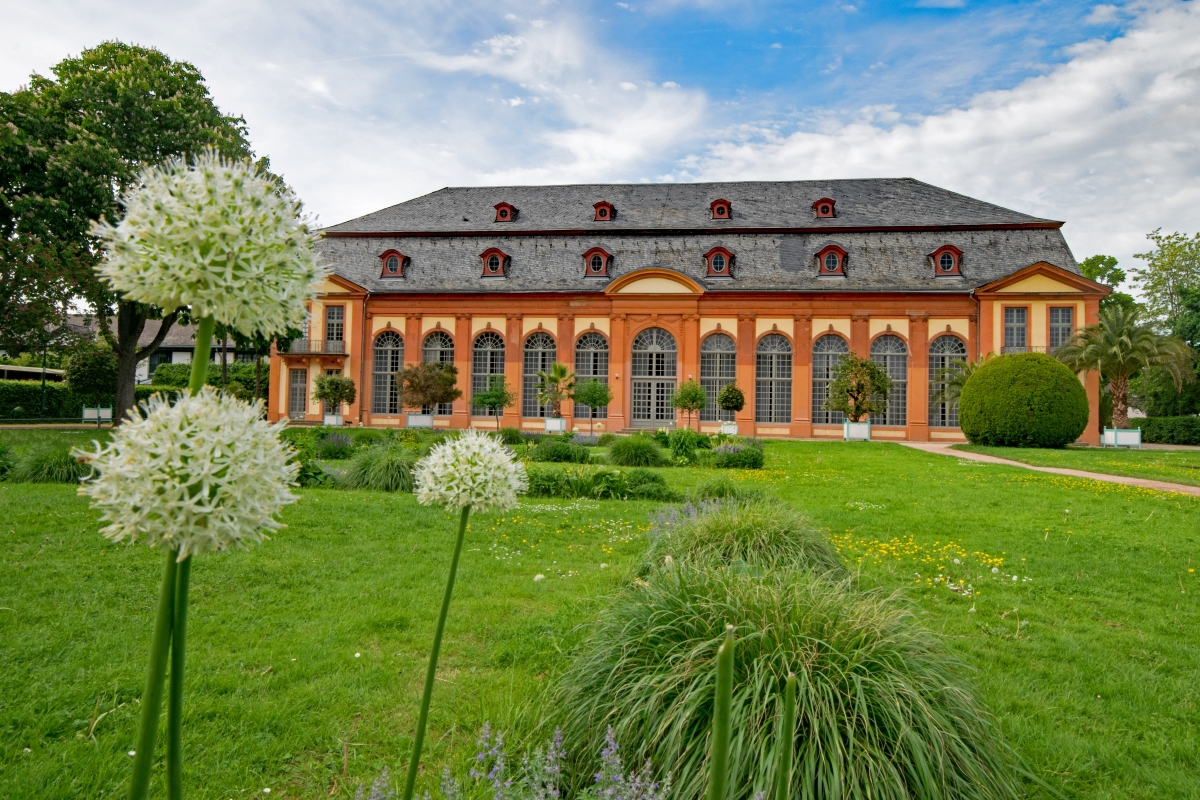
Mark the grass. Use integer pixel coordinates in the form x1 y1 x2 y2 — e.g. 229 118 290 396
955 444 1200 488
2 432 1199 798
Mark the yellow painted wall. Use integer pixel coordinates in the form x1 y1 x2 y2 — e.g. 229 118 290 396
421 316 455 335
372 317 405 337
991 300 1085 348
755 318 793 338
522 317 558 335
614 276 696 294
812 319 851 340
996 275 1081 293
471 317 507 337
868 318 910 339
928 318 970 339
575 317 610 336
699 318 738 338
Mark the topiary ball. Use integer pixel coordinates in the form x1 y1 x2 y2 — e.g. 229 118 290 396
958 353 1089 448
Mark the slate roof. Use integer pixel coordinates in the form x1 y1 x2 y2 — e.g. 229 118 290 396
317 179 1078 295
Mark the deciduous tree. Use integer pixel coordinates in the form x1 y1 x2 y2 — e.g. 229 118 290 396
825 354 891 422
670 379 707 429
1132 230 1200 322
571 378 613 437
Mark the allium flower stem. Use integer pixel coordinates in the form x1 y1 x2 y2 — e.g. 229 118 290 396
706 624 735 800
128 550 179 800
166 554 192 800
402 506 471 800
188 317 215 394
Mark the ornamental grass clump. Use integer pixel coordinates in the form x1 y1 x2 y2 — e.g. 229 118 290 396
77 151 321 800
403 430 526 800
645 498 842 575
608 434 669 467
342 443 417 492
558 567 1026 800
11 448 90 484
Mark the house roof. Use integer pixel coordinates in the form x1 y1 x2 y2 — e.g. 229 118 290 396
323 178 1060 236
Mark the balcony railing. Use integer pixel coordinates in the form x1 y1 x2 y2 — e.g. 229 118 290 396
1001 345 1054 355
287 339 345 355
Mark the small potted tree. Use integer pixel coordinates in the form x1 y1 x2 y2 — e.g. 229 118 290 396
474 375 517 430
825 354 890 441
571 378 613 439
535 362 575 433
313 373 357 427
716 382 744 435
399 362 462 429
671 379 707 430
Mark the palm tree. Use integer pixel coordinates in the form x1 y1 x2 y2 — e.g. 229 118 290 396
1056 306 1196 428
930 358 984 409
535 362 575 418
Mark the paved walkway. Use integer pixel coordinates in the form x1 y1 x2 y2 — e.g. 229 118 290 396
898 442 1200 497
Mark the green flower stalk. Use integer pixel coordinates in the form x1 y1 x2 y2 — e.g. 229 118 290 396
774 673 796 800
79 151 321 800
707 624 735 800
403 431 526 800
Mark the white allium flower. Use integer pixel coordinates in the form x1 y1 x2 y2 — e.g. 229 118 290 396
414 429 526 513
92 152 328 337
76 390 299 560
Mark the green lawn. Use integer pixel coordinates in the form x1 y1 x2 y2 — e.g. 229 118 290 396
955 443 1200 488
2 436 1199 799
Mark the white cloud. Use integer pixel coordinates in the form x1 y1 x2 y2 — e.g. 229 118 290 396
770 42 782 49
620 81 638 90
915 0 968 8
1085 4 1121 24
673 1 1200 276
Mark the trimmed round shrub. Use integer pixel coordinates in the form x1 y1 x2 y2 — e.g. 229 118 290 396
342 443 416 492
526 464 572 498
608 435 668 467
646 498 841 573
13 449 89 484
530 439 591 464
557 567 1025 800
624 467 679 501
959 353 1089 448
712 441 765 469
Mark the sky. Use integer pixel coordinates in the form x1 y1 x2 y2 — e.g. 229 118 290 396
2 0 1199 292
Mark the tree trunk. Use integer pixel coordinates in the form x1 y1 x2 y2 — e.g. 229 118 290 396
112 302 177 424
1110 376 1130 428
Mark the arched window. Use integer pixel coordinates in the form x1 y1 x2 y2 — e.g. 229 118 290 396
755 334 792 424
812 335 850 424
471 331 506 416
870 335 908 426
631 328 677 426
700 333 737 422
422 331 455 415
929 335 968 428
522 332 557 417
575 332 609 420
371 331 404 414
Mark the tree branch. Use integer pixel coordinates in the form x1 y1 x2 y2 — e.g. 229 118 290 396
135 310 179 362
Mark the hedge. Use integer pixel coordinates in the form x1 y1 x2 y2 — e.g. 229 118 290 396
0 379 179 420
1139 417 1200 446
958 353 1090 448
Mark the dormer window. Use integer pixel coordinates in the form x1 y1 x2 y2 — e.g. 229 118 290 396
582 247 612 277
704 246 735 277
813 198 836 218
709 199 732 220
480 247 511 277
494 202 518 222
379 249 409 278
593 201 616 221
816 245 847 277
930 245 964 276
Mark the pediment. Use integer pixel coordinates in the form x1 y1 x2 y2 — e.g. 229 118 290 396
977 261 1109 296
605 269 704 295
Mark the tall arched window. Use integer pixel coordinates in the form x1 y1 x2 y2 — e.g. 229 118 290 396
929 335 968 428
700 333 737 422
574 332 609 420
870 335 908 426
522 332 557 417
422 331 455 415
812 335 849 424
755 334 792 424
371 331 404 414
631 328 677 426
471 331 506 416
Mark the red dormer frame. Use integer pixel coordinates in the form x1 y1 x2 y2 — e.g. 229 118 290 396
493 202 519 222
812 198 836 218
817 244 848 276
709 199 732 220
582 247 613 277
704 246 735 277
593 201 616 221
480 247 510 277
379 249 409 278
930 244 964 276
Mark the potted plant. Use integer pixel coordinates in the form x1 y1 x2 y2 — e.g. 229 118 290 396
535 362 575 433
313 373 357 426
824 354 890 441
571 378 614 438
716 382 744 435
399 362 462 428
671 379 707 430
474 375 517 429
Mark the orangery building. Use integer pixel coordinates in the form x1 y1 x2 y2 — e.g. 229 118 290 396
267 179 1108 444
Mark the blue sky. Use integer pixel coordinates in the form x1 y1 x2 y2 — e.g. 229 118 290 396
1 1 1197 279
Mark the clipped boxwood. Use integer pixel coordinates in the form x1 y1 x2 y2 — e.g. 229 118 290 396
0 379 179 420
959 353 1089 448
1140 416 1200 445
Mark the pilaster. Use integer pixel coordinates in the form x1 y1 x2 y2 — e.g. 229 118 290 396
736 314 756 433
907 314 930 441
792 314 813 437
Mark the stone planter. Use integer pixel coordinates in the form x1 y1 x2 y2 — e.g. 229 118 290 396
1101 427 1141 448
406 413 434 429
323 413 343 427
544 417 567 433
721 421 739 435
843 419 871 441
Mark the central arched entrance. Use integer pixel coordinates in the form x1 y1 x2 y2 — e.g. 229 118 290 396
631 327 677 427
